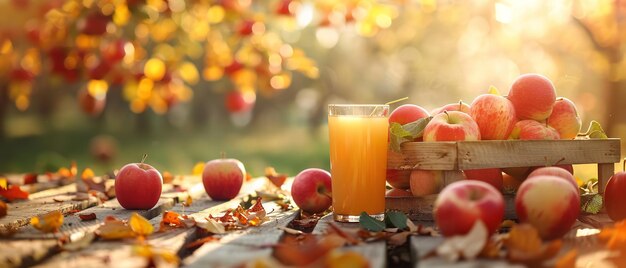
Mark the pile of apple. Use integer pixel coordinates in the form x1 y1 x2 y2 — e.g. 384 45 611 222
387 73 584 240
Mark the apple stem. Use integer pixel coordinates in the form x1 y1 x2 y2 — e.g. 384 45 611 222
141 154 148 165
443 110 450 121
458 100 463 110
554 157 565 166
220 152 226 159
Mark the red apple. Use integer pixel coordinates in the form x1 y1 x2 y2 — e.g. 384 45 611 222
434 180 505 236
463 168 503 192
115 160 163 210
386 169 411 189
386 188 413 197
605 169 626 221
469 94 517 140
430 101 471 115
547 97 582 140
502 167 531 181
507 74 557 121
527 166 578 193
388 104 430 125
291 168 332 213
515 175 580 240
508 120 560 140
409 170 443 197
502 173 523 193
423 111 480 141
202 158 245 200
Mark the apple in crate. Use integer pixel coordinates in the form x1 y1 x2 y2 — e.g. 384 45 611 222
116 160 163 210
434 180 504 236
409 170 443 197
291 168 332 213
547 97 582 139
469 94 517 140
515 175 580 240
386 149 410 189
507 73 556 121
508 120 560 140
463 168 503 192
423 111 480 141
388 104 430 125
527 166 578 192
202 158 246 200
430 101 471 115
604 168 626 221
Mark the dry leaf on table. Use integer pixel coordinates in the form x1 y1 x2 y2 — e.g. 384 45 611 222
96 216 136 240
78 213 97 221
31 211 64 233
0 185 29 202
134 245 179 266
197 218 226 234
0 200 7 218
504 223 562 265
436 221 488 262
555 249 577 268
265 167 288 188
598 220 626 250
129 213 154 237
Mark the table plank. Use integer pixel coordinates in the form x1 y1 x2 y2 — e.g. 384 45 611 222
312 213 387 268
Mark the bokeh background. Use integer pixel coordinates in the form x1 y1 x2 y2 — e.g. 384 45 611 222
0 0 625 178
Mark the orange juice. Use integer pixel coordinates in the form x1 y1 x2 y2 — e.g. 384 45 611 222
328 113 388 221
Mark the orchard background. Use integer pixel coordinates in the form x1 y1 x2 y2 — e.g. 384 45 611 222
0 0 625 178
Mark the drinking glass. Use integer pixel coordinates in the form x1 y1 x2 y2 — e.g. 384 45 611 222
328 104 389 222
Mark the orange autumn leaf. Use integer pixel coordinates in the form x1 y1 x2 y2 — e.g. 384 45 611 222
96 216 136 240
31 211 64 233
555 249 577 268
0 177 7 189
273 234 341 266
81 168 95 179
192 162 205 175
185 236 220 249
265 167 287 188
183 194 193 207
133 245 180 265
162 171 174 184
23 173 38 185
0 200 7 218
159 211 195 231
129 213 154 237
598 220 626 250
325 251 369 268
0 185 29 202
504 224 562 265
234 205 250 225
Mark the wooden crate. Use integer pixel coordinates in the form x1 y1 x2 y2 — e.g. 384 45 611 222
385 138 621 220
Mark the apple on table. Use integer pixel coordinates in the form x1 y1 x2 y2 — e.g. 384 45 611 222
202 158 246 201
115 156 163 210
291 168 332 214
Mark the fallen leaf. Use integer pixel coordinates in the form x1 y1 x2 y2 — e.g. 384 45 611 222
96 217 136 240
23 173 38 185
197 218 226 234
82 168 95 180
325 250 369 268
504 224 562 265
389 231 413 246
359 212 385 232
62 232 96 251
265 167 288 188
555 249 577 268
327 222 361 245
0 185 29 202
185 236 220 249
192 162 205 175
406 219 418 233
78 213 97 221
162 171 174 184
183 194 193 207
159 211 194 231
133 245 179 266
436 221 488 261
273 234 335 266
129 213 154 237
31 211 64 233
598 220 626 250
385 211 408 230
0 177 7 189
0 200 7 218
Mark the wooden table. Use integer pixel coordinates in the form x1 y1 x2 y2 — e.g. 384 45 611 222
0 177 615 268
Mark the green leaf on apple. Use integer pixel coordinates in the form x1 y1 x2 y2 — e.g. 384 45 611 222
581 194 602 214
359 212 385 232
579 120 608 139
488 85 501 96
389 116 432 152
384 211 408 230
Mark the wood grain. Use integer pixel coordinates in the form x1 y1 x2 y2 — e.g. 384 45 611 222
393 139 620 171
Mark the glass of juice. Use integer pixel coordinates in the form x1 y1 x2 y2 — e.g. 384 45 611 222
328 104 389 222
